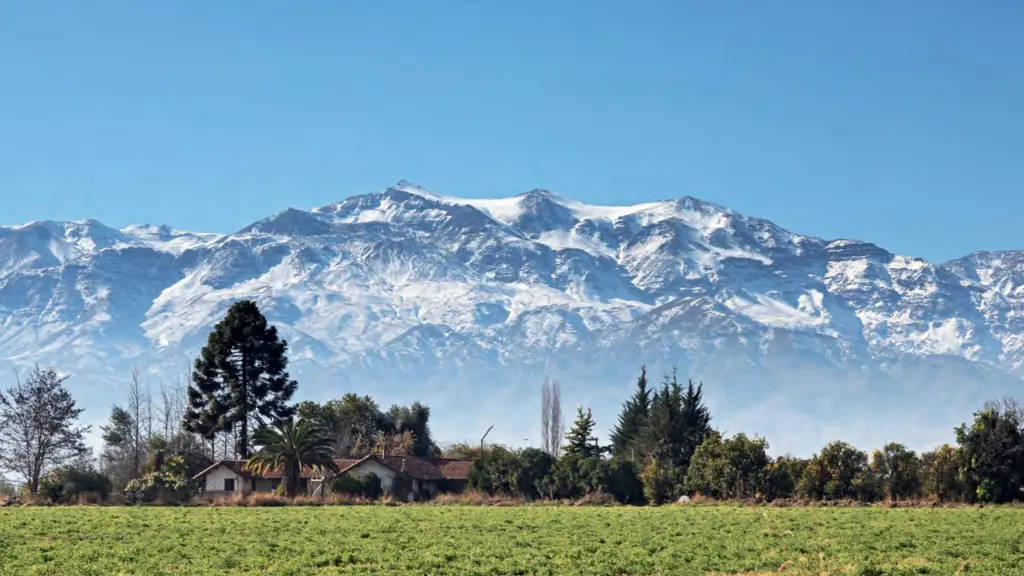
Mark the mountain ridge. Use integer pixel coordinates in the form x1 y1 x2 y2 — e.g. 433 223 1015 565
1 182 1020 455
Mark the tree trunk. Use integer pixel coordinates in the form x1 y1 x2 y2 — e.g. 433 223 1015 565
286 471 297 498
239 353 249 459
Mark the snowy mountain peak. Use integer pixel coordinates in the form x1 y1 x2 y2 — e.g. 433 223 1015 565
0 182 1022 455
389 180 442 200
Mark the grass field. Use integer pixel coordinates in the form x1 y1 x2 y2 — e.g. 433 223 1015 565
1 506 1022 575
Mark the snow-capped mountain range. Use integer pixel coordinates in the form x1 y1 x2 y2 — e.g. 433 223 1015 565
1 182 1020 455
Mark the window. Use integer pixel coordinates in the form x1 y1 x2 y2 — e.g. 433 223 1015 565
224 478 235 492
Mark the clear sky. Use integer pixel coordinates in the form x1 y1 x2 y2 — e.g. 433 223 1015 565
1 1 1021 263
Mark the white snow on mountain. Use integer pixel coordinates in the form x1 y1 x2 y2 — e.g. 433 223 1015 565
0 182 1020 455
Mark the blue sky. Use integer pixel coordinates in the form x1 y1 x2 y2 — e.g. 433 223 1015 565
1 1 1021 262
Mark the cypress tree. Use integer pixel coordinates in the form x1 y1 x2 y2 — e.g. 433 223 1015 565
609 366 652 460
643 372 683 465
679 379 712 468
183 300 297 459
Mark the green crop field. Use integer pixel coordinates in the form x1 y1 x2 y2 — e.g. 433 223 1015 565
1 506 1022 575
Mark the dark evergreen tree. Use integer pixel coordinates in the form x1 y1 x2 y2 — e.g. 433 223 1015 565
609 366 652 461
564 407 601 458
642 371 685 466
182 300 297 458
679 379 712 469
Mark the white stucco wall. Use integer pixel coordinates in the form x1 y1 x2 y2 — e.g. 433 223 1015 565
204 466 246 494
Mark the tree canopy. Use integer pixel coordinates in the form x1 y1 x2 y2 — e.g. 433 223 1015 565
0 366 90 494
184 300 298 458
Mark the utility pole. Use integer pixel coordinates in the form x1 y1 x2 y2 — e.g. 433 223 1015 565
480 425 494 455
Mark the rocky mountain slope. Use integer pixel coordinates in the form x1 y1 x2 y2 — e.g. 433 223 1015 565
1 182 1020 454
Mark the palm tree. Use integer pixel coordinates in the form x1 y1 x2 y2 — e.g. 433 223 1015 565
244 418 339 497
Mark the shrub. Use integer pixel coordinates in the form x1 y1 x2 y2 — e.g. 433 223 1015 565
328 473 382 500
247 493 288 507
920 445 966 502
797 441 871 501
641 458 674 506
540 453 610 500
684 432 770 500
604 458 645 505
124 455 192 504
39 466 113 505
763 456 808 501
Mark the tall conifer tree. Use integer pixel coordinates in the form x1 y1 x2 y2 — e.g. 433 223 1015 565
183 300 297 458
609 366 652 460
679 379 712 468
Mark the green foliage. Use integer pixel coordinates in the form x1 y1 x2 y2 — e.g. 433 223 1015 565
954 399 1024 503
468 446 556 500
440 443 485 460
469 445 525 496
684 432 770 500
382 402 439 458
870 442 922 502
608 367 651 459
603 457 645 505
298 395 440 458
920 444 966 502
183 300 298 458
541 453 610 500
297 394 383 456
246 418 339 498
39 466 113 504
5 507 1024 574
640 371 712 472
124 455 192 504
763 456 808 501
328 473 382 499
640 457 675 505
563 407 602 459
798 441 872 501
0 366 90 494
515 448 556 499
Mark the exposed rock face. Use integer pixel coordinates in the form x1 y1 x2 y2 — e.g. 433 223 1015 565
1 182 1020 454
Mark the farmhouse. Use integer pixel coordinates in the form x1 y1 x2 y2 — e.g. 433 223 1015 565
192 454 472 501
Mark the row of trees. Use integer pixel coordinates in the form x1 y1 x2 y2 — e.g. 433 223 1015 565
3 300 1023 505
470 367 1024 505
467 368 712 504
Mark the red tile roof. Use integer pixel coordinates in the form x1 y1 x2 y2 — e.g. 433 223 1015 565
340 455 472 481
194 455 472 482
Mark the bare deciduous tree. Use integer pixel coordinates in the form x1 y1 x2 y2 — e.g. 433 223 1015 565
540 378 564 457
126 367 148 476
0 366 89 494
551 379 563 457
